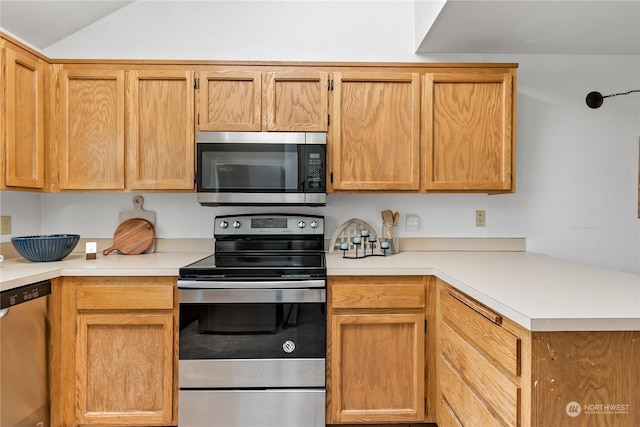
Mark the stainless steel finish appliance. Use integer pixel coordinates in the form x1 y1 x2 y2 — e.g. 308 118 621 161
1 280 51 427
196 131 327 207
178 214 326 427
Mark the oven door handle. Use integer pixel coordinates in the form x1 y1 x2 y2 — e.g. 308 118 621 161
177 280 325 289
178 288 326 304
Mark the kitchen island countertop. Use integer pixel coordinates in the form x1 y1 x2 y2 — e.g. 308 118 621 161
1 250 638 332
327 251 640 332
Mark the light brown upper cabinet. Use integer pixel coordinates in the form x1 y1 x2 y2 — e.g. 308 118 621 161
263 71 328 131
3 43 45 189
58 69 126 190
196 70 261 131
196 69 328 132
127 70 195 190
423 70 515 192
330 72 421 191
57 67 195 191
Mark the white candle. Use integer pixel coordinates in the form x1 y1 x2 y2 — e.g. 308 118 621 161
340 242 349 250
380 241 390 249
352 237 361 244
360 229 369 237
368 234 377 242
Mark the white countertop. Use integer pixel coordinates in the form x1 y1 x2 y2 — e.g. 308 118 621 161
328 251 640 332
2 250 639 332
0 252 210 292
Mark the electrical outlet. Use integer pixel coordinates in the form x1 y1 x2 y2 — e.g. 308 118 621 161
475 210 486 227
1 216 11 235
406 214 420 232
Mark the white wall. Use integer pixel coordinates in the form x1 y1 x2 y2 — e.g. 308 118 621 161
1 1 639 274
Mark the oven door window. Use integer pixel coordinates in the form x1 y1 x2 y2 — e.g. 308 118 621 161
179 301 326 359
199 144 299 192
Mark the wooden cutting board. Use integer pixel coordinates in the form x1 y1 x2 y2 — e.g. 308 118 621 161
103 218 155 256
119 195 156 253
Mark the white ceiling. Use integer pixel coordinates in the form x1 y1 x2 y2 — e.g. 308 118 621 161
416 0 640 55
0 1 135 50
1 0 639 55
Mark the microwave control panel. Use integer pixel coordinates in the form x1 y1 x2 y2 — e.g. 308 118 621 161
305 146 326 191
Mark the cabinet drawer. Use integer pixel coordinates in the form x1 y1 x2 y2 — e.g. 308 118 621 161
77 284 174 310
331 278 425 309
440 322 520 426
439 356 503 427
440 288 520 376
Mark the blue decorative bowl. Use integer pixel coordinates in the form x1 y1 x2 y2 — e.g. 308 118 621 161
11 234 80 262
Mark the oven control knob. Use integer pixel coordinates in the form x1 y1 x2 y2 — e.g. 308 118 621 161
297 221 306 228
310 220 318 229
282 340 296 353
219 221 229 229
232 221 241 229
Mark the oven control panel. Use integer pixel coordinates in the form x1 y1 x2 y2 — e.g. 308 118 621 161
215 214 324 236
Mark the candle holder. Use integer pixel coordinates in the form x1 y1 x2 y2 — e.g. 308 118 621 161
341 229 388 259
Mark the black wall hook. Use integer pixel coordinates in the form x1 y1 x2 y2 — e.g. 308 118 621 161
586 89 640 109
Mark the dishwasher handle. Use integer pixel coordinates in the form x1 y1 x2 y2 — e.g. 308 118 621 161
0 308 8 319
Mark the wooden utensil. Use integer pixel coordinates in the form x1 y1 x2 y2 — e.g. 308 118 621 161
380 209 400 253
381 209 394 226
119 195 156 253
103 218 155 256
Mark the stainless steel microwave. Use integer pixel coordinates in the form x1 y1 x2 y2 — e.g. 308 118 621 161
196 131 326 206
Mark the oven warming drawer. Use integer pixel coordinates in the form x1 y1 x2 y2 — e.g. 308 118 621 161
180 358 325 388
179 389 325 427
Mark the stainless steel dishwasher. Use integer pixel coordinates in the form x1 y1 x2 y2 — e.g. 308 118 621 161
0 280 51 427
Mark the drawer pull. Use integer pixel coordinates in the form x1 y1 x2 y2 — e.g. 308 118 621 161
445 288 502 325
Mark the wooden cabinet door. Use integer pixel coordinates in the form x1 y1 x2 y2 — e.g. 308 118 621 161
423 70 515 191
4 46 45 188
197 70 262 131
263 71 328 131
127 70 195 190
51 277 177 427
330 313 425 423
75 311 174 425
58 69 125 189
436 281 524 427
331 72 421 191
328 276 427 424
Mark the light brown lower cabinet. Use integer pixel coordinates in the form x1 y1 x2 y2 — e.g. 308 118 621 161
327 276 435 425
50 276 178 427
437 281 526 427
436 278 640 427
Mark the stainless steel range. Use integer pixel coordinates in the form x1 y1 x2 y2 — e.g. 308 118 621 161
177 214 326 427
